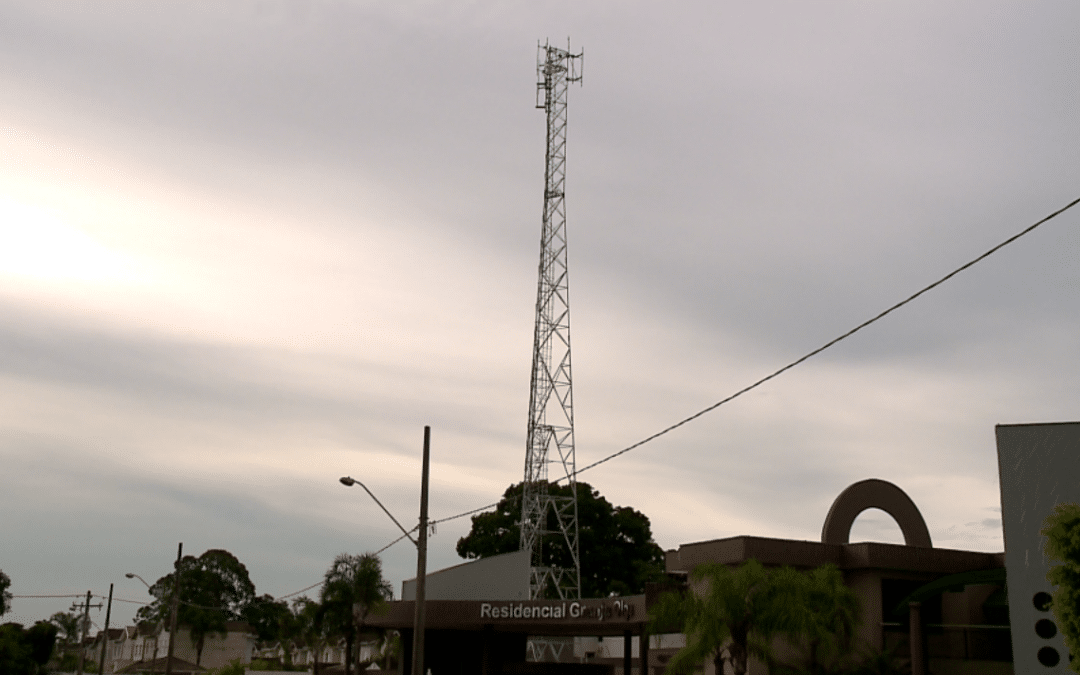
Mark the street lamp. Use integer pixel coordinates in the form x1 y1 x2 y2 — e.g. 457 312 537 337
128 546 183 675
340 425 430 675
125 572 165 675
338 477 417 546
125 573 151 589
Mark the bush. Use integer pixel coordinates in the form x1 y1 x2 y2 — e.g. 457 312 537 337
249 658 282 670
210 659 247 675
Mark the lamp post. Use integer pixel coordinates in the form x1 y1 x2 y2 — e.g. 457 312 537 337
125 574 154 673
340 425 431 675
165 544 182 675
129 546 183 675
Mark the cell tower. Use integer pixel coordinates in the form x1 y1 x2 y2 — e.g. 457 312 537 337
520 39 583 601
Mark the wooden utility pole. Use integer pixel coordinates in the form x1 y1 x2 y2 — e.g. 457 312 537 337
98 583 113 675
165 543 182 675
76 590 92 675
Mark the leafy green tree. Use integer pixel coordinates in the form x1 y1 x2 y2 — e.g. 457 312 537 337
0 622 57 675
0 570 11 616
25 621 58 671
135 549 257 666
319 553 392 675
0 623 34 675
1041 502 1080 675
649 559 820 675
456 480 666 597
243 594 302 668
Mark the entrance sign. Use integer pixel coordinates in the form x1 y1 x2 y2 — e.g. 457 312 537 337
365 596 647 634
997 422 1080 674
479 599 637 622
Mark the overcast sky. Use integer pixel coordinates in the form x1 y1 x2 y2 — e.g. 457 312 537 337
3 1 1079 631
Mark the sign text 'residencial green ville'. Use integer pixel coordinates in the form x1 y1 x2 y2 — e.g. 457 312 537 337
479 600 636 622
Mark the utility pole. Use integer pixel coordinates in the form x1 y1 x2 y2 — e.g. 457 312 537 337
165 543 182 675
73 590 101 675
411 426 431 675
98 583 113 675
521 38 584 601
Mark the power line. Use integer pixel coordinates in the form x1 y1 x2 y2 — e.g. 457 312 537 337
279 192 1080 596
276 581 322 601
276 528 421 601
567 193 1080 477
397 193 1080 527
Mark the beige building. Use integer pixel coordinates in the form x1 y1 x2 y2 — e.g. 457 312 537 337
664 478 1011 675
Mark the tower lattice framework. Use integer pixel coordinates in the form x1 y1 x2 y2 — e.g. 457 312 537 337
521 40 583 601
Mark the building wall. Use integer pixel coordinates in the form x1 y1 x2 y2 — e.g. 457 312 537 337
402 549 530 601
98 624 254 672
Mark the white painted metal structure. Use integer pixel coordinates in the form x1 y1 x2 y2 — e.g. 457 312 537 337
521 39 584 602
996 421 1080 673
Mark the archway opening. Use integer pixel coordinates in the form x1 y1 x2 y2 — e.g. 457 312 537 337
848 507 907 545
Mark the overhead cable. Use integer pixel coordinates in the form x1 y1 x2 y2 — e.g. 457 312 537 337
282 192 1080 593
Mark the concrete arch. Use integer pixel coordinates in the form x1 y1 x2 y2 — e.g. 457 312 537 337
821 478 933 547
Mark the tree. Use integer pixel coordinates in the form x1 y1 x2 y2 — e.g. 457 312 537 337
0 623 35 675
456 480 666 597
24 621 58 672
650 559 838 675
293 597 328 675
0 621 57 675
49 612 80 656
319 553 392 675
242 594 301 668
651 560 875 675
0 570 11 616
773 564 862 675
135 549 256 666
1041 502 1080 675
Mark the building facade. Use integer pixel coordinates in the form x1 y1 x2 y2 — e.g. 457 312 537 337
664 478 1011 675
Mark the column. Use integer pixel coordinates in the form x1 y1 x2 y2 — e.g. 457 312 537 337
909 601 925 675
640 629 649 675
482 625 493 675
400 629 413 675
624 630 632 675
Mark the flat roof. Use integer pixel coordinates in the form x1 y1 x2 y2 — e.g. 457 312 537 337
668 535 1004 575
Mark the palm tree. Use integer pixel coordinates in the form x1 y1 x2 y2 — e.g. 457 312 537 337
49 612 81 658
319 553 392 675
775 563 862 674
649 559 806 675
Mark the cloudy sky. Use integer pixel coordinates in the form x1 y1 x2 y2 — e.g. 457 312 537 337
3 1 1079 630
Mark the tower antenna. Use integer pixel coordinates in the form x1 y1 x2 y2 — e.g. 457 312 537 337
520 38 584 601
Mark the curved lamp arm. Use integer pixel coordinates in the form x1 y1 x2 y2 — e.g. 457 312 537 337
340 476 418 546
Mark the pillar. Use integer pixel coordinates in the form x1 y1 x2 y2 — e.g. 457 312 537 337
909 601 924 675
640 630 649 675
482 625 493 675
400 629 413 675
624 630 633 675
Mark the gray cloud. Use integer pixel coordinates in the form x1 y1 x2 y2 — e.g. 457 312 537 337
2 0 1077 628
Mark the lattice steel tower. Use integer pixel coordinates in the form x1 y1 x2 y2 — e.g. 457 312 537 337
521 39 583 601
